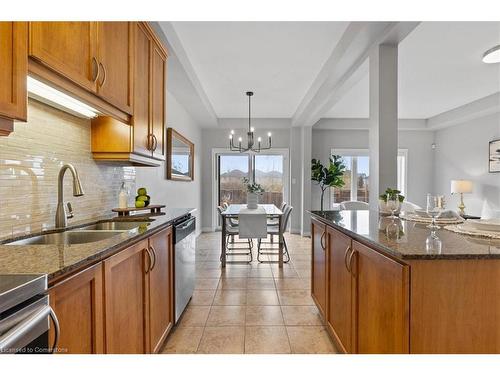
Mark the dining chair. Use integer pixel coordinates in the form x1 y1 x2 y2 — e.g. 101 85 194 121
340 200 369 210
267 202 287 242
257 205 293 263
217 206 252 263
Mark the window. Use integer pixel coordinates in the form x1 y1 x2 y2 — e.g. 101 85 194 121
330 149 407 207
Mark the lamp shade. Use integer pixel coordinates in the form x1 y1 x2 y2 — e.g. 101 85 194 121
451 180 473 194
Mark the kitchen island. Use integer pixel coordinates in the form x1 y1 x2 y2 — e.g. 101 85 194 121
309 210 500 354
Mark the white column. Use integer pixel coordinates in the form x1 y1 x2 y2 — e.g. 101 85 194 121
369 44 398 210
301 126 312 236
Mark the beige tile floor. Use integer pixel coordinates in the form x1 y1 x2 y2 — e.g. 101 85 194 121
161 232 337 354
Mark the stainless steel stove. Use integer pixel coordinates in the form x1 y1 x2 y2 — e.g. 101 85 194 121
0 274 59 354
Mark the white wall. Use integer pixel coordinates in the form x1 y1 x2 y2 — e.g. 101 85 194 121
433 112 500 216
311 128 435 210
135 91 203 235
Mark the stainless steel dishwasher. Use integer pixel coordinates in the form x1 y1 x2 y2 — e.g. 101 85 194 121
173 215 196 323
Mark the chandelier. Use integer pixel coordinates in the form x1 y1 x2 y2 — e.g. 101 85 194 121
228 91 272 152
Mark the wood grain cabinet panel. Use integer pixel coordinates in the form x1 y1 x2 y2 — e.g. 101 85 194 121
0 21 28 132
352 241 410 354
311 217 327 319
151 44 166 160
148 226 174 353
29 22 98 92
326 226 353 353
96 22 133 114
48 263 104 354
103 239 150 354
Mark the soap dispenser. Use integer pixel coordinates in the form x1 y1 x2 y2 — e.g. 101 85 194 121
118 182 129 209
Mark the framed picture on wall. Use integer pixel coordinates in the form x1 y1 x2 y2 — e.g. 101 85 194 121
489 139 500 172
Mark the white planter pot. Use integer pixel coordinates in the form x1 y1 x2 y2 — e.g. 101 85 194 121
247 192 259 209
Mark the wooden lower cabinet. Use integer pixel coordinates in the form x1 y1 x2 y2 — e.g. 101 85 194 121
48 263 104 354
148 226 174 353
311 217 327 319
353 241 410 353
326 226 353 353
103 239 150 354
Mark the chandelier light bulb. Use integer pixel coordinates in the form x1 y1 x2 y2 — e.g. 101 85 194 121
258 137 262 142
229 134 233 139
268 132 272 137
250 127 255 132
230 130 235 135
238 137 242 142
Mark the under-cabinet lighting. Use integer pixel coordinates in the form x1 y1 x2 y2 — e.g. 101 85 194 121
27 76 99 118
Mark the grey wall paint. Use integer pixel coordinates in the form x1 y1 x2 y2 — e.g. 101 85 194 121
433 112 500 216
135 91 203 235
311 128 435 210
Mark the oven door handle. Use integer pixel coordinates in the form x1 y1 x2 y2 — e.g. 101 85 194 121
48 307 60 354
0 305 51 354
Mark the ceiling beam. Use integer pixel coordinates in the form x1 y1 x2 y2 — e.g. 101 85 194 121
292 21 420 128
426 92 500 130
153 22 219 127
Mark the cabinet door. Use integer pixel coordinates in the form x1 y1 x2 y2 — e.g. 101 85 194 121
29 22 98 92
353 241 410 353
48 264 104 354
0 22 27 124
132 22 152 157
327 226 353 353
96 22 133 114
148 226 174 353
311 217 327 319
103 240 150 354
151 44 166 160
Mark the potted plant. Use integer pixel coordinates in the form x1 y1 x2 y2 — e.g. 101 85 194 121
242 177 264 209
379 188 405 215
311 155 346 212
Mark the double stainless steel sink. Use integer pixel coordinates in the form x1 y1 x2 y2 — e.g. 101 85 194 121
6 220 152 246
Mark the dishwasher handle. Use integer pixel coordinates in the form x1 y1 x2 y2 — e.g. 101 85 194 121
175 217 196 245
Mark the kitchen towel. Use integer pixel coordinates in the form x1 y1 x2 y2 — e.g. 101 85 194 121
238 206 267 239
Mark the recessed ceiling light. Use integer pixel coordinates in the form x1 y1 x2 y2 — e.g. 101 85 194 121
482 45 500 64
27 76 99 118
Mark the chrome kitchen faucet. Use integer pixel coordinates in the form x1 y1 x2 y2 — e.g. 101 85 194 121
55 164 84 228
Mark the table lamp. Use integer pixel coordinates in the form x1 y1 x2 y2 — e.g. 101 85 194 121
450 180 473 216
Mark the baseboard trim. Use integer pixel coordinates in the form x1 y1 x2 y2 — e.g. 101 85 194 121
201 227 214 232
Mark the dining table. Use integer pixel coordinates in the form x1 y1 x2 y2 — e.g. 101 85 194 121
220 204 284 268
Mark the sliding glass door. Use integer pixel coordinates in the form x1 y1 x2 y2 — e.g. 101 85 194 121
215 150 289 228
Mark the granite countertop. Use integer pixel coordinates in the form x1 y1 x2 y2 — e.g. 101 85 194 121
0 208 195 283
310 210 500 260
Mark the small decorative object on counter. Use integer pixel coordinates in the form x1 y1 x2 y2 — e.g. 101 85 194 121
118 181 129 209
135 187 151 208
242 177 264 209
379 188 405 216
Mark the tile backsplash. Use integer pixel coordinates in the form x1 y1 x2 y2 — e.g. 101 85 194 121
0 100 136 239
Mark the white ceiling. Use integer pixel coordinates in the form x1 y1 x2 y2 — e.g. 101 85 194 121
326 21 500 119
171 21 349 118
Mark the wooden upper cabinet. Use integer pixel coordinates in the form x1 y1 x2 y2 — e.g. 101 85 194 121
326 226 354 354
132 22 153 158
151 43 166 160
29 22 98 92
0 22 28 133
96 22 133 114
352 241 410 354
311 217 328 319
148 226 174 353
48 263 104 354
103 240 150 354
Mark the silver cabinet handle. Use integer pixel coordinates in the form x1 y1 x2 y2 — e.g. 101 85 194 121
99 62 107 87
48 307 60 354
151 134 158 152
149 245 156 270
144 247 152 273
92 57 99 83
347 248 356 275
320 231 326 250
344 245 351 272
